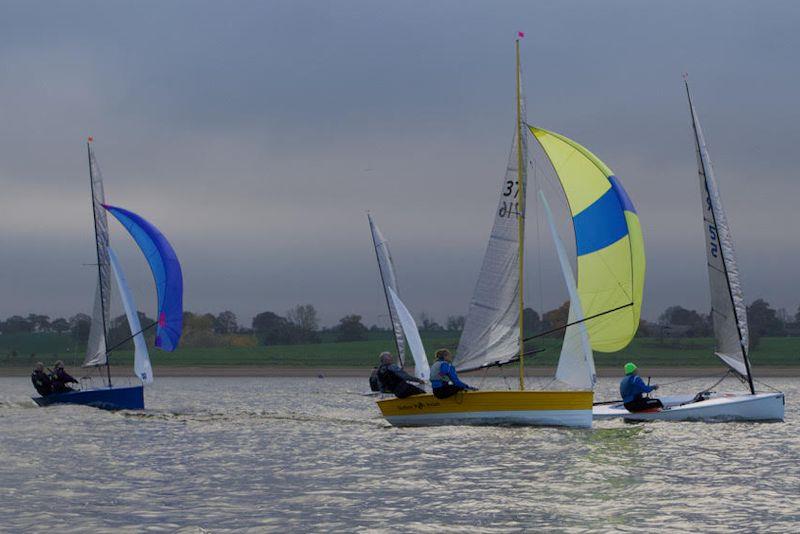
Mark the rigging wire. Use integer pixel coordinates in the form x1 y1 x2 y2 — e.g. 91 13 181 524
753 377 781 393
700 370 733 393
657 375 714 387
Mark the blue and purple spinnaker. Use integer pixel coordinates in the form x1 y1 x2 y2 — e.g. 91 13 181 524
103 205 183 351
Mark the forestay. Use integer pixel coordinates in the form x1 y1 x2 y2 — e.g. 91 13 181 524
84 143 111 367
686 85 750 377
108 246 153 384
104 205 184 352
387 287 430 381
455 130 527 372
539 191 595 390
368 214 406 366
529 126 644 353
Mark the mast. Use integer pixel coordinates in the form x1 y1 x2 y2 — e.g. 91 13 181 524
684 81 755 394
515 38 526 390
368 214 404 367
87 138 112 388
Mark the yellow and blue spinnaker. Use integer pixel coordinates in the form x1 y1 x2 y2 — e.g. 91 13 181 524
529 126 645 352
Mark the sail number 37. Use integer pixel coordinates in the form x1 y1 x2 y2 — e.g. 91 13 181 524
499 180 521 219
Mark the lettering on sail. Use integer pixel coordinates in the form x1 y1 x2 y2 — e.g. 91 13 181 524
704 189 719 259
498 179 521 219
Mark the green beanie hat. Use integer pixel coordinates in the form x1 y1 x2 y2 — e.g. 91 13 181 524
624 362 637 375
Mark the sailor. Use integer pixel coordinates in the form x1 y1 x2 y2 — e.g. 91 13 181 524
620 362 662 412
31 362 53 397
368 367 382 392
51 360 79 394
430 349 477 399
376 352 426 398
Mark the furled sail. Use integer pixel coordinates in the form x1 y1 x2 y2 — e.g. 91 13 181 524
387 287 430 381
104 205 184 351
529 126 644 353
84 142 111 367
368 214 406 366
539 192 596 389
685 84 751 378
455 128 527 372
108 246 153 384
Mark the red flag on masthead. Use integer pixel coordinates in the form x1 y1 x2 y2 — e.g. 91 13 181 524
517 31 525 38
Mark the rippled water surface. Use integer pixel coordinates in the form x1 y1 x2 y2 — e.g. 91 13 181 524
1 375 798 532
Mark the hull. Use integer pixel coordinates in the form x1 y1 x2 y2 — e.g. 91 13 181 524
593 392 784 422
33 385 144 411
377 390 593 428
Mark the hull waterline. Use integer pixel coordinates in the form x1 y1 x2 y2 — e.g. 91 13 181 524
33 385 144 411
377 390 593 428
593 392 784 422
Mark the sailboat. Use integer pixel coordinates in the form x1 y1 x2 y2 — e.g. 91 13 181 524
594 80 784 422
368 213 430 382
376 38 644 427
33 138 183 410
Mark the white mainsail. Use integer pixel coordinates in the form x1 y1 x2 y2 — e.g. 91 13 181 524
368 214 407 366
539 191 595 390
108 246 153 384
387 287 430 381
455 128 527 372
84 143 111 367
686 84 751 379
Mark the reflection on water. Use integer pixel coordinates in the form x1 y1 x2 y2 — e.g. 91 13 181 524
0 376 797 531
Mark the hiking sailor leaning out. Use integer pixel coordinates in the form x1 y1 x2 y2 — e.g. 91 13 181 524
31 362 52 397
430 348 477 399
51 360 79 394
376 352 426 399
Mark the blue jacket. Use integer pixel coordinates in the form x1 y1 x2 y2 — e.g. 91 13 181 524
620 374 655 403
430 360 470 390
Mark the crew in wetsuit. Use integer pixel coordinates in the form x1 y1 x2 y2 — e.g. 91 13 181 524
620 362 662 412
430 349 477 399
51 360 78 394
369 367 381 392
31 362 53 397
376 352 426 398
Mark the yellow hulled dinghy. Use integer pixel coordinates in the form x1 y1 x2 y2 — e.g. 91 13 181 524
378 391 593 427
376 37 644 428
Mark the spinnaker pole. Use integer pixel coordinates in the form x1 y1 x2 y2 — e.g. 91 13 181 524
515 37 526 391
87 139 112 388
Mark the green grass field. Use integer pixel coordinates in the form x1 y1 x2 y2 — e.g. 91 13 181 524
2 332 798 368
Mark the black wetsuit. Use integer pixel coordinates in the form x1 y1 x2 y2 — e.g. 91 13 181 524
31 370 53 397
623 397 664 412
377 364 425 398
369 368 381 392
51 368 78 394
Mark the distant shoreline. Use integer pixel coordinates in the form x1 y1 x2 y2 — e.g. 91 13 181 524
2 365 799 378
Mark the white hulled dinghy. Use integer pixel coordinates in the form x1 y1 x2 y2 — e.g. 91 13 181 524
594 81 784 422
376 38 645 428
33 138 184 410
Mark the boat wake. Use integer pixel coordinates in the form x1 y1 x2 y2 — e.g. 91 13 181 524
0 399 40 410
118 408 387 428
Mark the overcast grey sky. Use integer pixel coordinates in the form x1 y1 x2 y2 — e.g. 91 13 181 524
1 0 798 328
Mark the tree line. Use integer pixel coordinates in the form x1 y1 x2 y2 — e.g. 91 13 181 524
1 297 796 349
640 298 791 347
